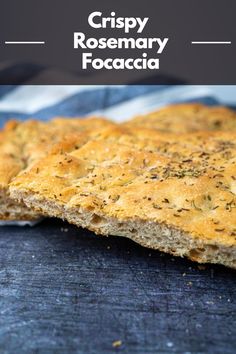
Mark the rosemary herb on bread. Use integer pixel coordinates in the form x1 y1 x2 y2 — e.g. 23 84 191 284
10 125 236 268
0 117 114 220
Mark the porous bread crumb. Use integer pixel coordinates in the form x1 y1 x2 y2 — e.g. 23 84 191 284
197 265 206 270
112 340 122 348
4 103 236 220
0 117 114 220
9 125 236 268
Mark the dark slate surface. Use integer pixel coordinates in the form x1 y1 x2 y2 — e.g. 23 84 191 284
0 219 235 354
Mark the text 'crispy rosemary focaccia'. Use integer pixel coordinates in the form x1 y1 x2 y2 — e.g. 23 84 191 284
10 125 236 268
0 117 114 220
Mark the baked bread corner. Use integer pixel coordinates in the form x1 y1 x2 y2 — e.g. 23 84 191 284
0 116 114 221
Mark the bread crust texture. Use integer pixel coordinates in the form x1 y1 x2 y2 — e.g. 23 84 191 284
126 103 236 133
10 124 236 268
0 116 114 220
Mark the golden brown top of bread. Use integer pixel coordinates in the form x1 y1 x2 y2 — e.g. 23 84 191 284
3 103 236 191
10 125 236 251
0 117 114 189
126 103 236 133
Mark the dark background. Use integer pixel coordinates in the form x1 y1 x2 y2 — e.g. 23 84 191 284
0 0 235 84
0 219 235 354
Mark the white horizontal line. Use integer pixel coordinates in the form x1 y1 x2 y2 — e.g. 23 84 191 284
191 41 231 44
5 41 45 45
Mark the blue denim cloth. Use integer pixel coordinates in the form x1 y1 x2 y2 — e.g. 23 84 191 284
0 84 231 128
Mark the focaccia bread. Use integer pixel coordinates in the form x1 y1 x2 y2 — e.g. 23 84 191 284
0 117 114 220
10 125 236 268
126 103 236 133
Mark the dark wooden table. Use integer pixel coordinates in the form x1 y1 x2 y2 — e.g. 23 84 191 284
0 219 235 353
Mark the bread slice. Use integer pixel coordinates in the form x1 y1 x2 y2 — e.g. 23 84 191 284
0 117 114 220
3 103 236 221
10 125 236 268
126 103 236 133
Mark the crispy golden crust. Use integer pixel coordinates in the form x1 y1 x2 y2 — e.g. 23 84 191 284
10 125 236 267
126 103 236 133
0 116 114 220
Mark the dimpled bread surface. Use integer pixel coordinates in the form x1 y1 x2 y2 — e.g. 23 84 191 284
0 117 114 220
126 103 236 133
10 124 236 268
